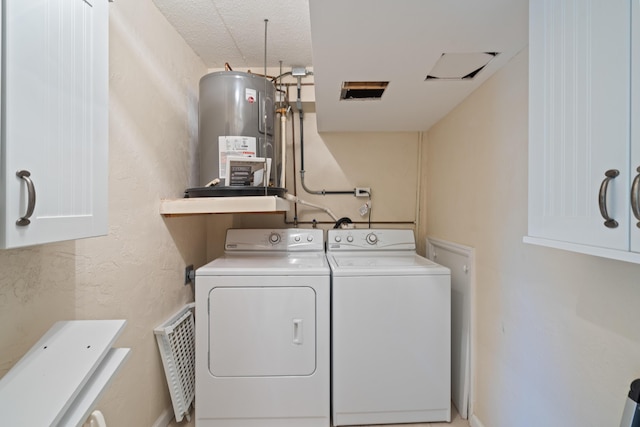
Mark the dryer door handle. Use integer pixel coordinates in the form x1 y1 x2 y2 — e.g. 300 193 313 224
292 319 303 345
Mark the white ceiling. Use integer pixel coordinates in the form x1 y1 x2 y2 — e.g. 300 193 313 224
152 0 313 69
152 0 528 132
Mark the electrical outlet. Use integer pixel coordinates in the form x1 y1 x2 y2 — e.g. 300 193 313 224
184 264 195 285
355 187 371 197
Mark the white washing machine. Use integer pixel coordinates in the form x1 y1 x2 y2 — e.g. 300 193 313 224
327 229 451 426
195 228 330 427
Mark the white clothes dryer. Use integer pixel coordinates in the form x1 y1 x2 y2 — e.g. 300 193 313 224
195 228 330 427
327 229 451 426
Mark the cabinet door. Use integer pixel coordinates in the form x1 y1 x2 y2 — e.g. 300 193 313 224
631 0 640 253
1 0 108 248
529 0 631 250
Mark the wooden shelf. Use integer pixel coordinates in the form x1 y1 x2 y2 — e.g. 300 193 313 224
160 196 290 215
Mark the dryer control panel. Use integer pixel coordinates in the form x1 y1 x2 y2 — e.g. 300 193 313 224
327 229 416 251
225 228 324 252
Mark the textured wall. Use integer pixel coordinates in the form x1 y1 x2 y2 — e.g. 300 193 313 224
421 49 640 427
228 110 422 232
0 1 209 425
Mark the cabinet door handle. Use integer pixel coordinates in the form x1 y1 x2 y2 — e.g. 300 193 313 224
16 170 36 226
631 167 640 228
598 169 619 229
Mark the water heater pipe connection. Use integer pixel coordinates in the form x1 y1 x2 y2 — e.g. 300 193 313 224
284 194 338 222
292 69 364 197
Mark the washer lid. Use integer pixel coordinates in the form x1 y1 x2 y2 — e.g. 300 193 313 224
328 252 449 276
196 252 330 276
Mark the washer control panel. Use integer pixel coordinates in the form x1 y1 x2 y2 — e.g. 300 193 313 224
327 229 416 251
225 228 324 252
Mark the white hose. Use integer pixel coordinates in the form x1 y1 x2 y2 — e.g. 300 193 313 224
284 194 339 221
82 410 107 427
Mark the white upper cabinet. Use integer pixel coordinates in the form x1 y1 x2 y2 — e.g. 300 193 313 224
527 0 640 263
0 0 109 249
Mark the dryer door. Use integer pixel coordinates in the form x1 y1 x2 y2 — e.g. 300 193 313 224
208 286 316 377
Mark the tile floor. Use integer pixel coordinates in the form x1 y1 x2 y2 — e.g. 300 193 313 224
168 404 470 427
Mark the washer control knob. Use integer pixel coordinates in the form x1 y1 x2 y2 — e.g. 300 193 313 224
269 233 281 244
307 235 314 242
347 236 354 242
366 233 378 245
294 235 301 242
335 236 342 243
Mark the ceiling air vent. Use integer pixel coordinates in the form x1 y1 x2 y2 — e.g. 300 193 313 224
340 81 389 100
426 52 499 80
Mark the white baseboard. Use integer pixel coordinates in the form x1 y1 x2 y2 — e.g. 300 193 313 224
152 408 173 427
470 414 486 427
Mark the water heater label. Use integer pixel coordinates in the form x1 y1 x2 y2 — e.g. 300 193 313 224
218 136 256 178
245 88 257 104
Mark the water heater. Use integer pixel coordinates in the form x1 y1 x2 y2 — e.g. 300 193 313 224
197 71 282 195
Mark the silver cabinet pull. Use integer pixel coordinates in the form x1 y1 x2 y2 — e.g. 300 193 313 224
631 167 640 228
16 170 36 226
598 169 619 229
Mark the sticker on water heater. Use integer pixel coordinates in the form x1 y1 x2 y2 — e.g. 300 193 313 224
218 136 256 178
245 88 257 104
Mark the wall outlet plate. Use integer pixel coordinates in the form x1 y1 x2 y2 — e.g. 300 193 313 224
355 187 371 197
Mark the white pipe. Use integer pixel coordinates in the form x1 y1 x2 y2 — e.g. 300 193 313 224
284 194 339 221
280 112 287 188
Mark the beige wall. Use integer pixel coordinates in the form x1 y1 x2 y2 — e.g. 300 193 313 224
11 3 636 427
223 111 422 239
421 49 640 426
0 4 425 426
0 1 210 425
